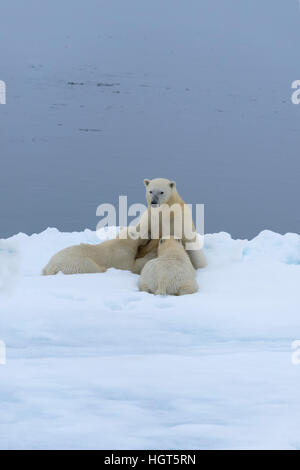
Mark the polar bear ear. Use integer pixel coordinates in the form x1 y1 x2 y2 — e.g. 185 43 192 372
169 181 176 189
144 179 150 187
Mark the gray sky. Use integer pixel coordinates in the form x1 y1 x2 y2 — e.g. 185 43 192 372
1 0 300 239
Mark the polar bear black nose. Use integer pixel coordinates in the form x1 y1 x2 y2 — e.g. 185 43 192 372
151 197 159 205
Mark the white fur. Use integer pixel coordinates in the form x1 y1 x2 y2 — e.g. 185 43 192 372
42 228 153 275
138 178 207 269
139 238 198 296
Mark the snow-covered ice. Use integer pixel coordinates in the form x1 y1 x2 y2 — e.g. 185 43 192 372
0 228 300 449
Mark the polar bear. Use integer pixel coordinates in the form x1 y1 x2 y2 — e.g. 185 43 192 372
42 227 157 276
136 178 207 270
139 237 198 295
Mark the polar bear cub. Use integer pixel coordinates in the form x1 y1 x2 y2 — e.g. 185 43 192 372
139 237 198 296
42 228 156 276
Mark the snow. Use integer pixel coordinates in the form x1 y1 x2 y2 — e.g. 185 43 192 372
0 228 300 450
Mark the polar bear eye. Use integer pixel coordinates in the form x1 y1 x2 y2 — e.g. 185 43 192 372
149 191 153 194
160 191 164 195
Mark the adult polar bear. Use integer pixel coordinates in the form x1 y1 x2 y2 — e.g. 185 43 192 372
136 178 206 270
42 178 206 276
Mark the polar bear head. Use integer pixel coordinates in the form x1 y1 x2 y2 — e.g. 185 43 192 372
144 178 176 207
158 237 184 255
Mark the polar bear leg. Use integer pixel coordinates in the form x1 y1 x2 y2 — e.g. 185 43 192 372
132 251 157 275
187 249 207 269
139 282 152 293
178 280 198 296
42 257 106 275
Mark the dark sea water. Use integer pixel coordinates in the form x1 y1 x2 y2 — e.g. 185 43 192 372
1 0 300 239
